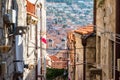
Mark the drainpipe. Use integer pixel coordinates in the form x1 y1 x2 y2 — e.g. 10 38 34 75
81 35 87 80
35 24 38 80
81 33 94 80
40 3 43 80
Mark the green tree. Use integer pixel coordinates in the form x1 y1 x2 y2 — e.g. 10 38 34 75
46 68 68 80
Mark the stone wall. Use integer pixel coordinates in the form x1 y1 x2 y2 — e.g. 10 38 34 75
0 0 37 80
96 0 116 80
75 33 83 80
0 0 15 80
74 33 96 80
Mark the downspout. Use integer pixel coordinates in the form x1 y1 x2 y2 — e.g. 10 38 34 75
81 33 94 80
81 35 87 80
40 3 43 80
36 3 43 80
35 24 38 80
35 3 39 80
13 0 24 79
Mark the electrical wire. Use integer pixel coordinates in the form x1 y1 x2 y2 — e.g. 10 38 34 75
7 25 120 70
69 64 118 71
96 27 120 45
3 1 120 75
3 2 120 71
86 27 120 70
28 46 95 50
95 25 120 38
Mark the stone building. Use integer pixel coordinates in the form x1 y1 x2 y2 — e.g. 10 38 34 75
0 0 46 80
67 31 75 80
67 25 96 80
95 0 117 80
95 0 120 80
47 55 67 69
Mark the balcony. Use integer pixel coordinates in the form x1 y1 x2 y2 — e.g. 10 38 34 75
27 0 35 15
26 0 38 25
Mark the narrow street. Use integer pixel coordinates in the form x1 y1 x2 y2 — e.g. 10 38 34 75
0 0 120 80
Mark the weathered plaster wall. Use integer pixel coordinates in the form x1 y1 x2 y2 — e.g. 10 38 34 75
75 33 96 80
96 0 116 79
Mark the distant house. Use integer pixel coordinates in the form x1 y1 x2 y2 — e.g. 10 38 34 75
67 25 96 80
47 55 67 69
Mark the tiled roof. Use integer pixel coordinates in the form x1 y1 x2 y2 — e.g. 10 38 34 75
49 55 60 61
67 25 94 45
74 25 94 35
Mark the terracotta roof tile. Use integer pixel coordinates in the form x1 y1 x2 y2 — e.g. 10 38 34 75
67 25 94 44
74 25 94 35
49 55 60 61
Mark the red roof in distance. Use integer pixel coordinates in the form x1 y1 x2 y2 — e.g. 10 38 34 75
74 25 94 35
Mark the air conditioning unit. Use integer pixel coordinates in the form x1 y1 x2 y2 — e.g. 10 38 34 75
117 59 120 71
